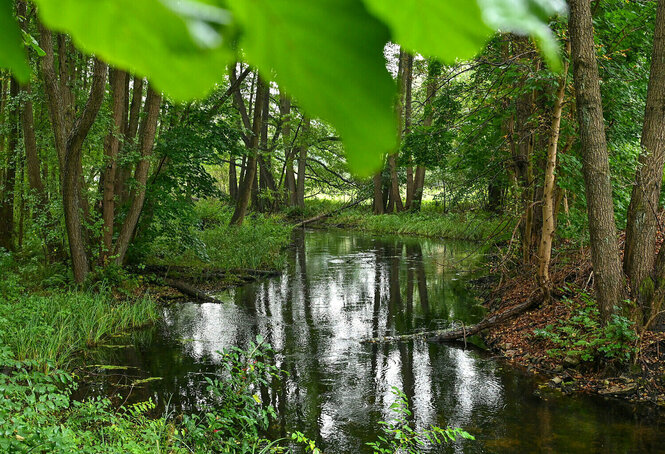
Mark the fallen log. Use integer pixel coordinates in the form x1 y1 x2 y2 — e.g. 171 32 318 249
164 278 226 304
295 197 368 228
363 293 542 344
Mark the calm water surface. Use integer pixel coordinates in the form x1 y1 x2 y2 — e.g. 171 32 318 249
83 230 665 453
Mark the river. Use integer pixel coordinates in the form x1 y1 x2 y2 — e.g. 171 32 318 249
82 229 665 453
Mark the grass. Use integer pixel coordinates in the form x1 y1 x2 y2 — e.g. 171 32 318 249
302 199 512 242
147 200 292 272
0 289 157 369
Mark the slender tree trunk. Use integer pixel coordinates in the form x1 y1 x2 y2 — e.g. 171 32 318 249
296 117 310 209
403 53 414 210
538 42 570 300
413 59 440 211
114 86 162 265
100 69 127 263
229 157 238 200
569 0 624 320
279 93 297 206
373 172 384 214
0 77 19 251
230 77 267 226
623 0 665 325
115 76 143 208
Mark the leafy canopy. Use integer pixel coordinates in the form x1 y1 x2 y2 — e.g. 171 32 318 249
0 0 565 176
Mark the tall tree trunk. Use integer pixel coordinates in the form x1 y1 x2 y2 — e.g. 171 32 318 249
569 0 624 320
623 0 665 325
538 42 570 300
230 77 267 226
279 93 297 206
413 59 440 212
114 86 162 265
115 76 143 208
0 77 19 251
373 172 384 214
100 69 127 263
403 53 414 210
229 156 238 200
296 117 310 209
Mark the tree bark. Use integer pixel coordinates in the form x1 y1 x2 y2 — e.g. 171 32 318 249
0 77 19 251
100 69 127 263
296 117 310 209
624 0 665 325
538 42 570 300
569 0 624 320
373 172 384 214
114 86 162 265
230 77 267 226
279 93 297 206
403 53 414 210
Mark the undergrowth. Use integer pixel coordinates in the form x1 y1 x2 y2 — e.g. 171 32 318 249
147 200 292 271
532 288 638 365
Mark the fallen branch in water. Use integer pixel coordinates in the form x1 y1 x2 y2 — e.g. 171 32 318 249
363 293 543 344
295 197 369 228
164 278 226 304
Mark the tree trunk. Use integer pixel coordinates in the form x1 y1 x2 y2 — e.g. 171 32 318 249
0 77 18 251
413 59 440 211
538 42 570 300
279 93 297 206
230 77 268 226
373 172 384 214
100 69 127 263
114 86 162 265
296 117 310 209
229 157 238 200
115 76 143 208
569 0 624 320
403 53 414 210
624 0 665 325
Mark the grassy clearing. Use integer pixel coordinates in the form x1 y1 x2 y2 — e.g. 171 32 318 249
302 200 511 242
147 200 292 271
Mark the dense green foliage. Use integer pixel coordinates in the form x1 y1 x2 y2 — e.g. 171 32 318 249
532 289 638 364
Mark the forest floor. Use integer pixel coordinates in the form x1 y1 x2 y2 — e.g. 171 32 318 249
481 240 665 409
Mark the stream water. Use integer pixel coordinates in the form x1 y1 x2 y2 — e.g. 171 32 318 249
83 230 665 453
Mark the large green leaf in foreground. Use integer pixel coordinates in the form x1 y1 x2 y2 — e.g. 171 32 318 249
362 0 494 62
34 0 233 101
0 0 29 82
227 0 397 177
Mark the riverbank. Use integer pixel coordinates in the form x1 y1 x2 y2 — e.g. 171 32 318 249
480 244 665 408
293 200 512 242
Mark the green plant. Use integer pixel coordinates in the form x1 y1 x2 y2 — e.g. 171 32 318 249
532 290 638 364
366 386 474 454
179 335 284 453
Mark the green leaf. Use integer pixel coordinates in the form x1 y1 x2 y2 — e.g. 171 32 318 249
33 0 233 101
479 0 567 70
227 0 397 176
0 0 30 82
362 0 494 62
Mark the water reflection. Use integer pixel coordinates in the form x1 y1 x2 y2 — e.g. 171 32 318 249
87 230 665 453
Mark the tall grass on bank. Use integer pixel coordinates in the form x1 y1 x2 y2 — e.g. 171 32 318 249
306 201 511 242
0 290 157 369
147 200 292 271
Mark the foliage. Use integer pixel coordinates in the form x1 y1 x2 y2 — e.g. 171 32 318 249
2 0 564 175
0 335 322 453
179 336 285 453
366 386 474 454
0 287 157 369
532 289 638 364
146 200 292 271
